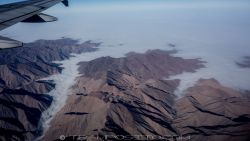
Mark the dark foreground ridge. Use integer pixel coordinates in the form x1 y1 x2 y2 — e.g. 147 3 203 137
0 38 99 141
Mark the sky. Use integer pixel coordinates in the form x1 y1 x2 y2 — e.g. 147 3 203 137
1 0 250 8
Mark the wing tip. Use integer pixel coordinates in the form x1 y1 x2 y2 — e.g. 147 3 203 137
62 0 69 7
0 36 23 49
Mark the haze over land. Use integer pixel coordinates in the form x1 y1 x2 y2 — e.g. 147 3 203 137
1 0 250 93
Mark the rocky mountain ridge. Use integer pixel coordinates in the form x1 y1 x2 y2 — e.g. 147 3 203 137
1 41 249 141
42 50 250 141
0 38 99 141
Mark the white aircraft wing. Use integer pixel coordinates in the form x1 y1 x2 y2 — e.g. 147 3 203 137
0 0 69 49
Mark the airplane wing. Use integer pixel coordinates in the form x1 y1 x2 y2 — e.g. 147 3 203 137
0 0 68 49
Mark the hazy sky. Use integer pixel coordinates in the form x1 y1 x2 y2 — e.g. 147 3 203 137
1 0 250 8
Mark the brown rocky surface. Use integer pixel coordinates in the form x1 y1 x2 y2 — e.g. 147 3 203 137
42 50 205 140
44 78 250 141
0 38 99 141
175 78 250 141
42 50 250 141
